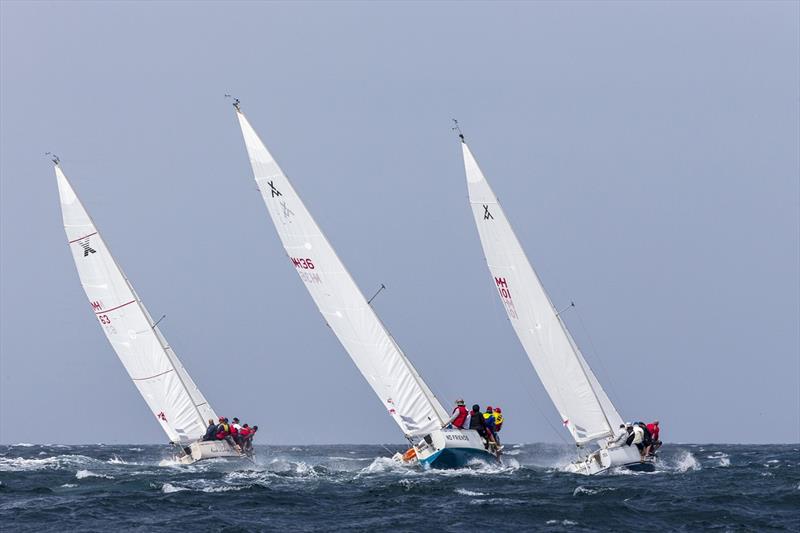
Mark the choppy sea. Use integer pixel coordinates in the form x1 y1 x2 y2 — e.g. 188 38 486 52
1 443 797 531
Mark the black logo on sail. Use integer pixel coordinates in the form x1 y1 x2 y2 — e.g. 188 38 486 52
483 205 494 220
79 238 97 257
268 180 282 198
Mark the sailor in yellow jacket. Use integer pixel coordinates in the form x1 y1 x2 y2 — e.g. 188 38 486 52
493 407 504 443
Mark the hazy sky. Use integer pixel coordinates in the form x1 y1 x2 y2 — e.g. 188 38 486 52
1 1 797 445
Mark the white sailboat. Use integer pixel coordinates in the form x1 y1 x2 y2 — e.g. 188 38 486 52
458 134 653 474
233 103 498 468
54 159 245 464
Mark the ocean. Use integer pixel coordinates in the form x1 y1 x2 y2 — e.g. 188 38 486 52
1 443 797 531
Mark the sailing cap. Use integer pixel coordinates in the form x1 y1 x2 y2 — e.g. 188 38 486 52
486 406 493 411
456 399 465 405
218 416 225 421
494 407 502 413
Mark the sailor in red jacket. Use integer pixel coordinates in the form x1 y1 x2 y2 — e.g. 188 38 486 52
646 420 661 455
443 399 469 429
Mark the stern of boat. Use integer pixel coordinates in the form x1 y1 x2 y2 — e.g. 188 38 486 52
414 429 499 469
177 440 245 464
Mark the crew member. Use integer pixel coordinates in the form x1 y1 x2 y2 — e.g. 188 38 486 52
646 420 661 455
608 424 630 447
493 407 504 443
631 422 646 461
468 404 498 450
444 399 469 429
231 417 242 445
483 406 497 443
202 419 217 441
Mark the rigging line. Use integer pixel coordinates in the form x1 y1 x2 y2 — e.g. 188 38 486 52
366 283 386 305
572 304 623 410
512 364 571 446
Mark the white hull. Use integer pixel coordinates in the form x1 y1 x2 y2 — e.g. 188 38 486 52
566 444 654 475
413 428 499 469
176 440 248 464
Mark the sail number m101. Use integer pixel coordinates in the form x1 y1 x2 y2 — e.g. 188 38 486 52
291 257 315 270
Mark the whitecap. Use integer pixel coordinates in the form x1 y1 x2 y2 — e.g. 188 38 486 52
107 456 132 465
160 482 188 493
128 447 144 452
469 497 526 505
573 485 616 496
455 488 485 496
672 451 701 472
75 469 113 480
60 483 78 488
11 443 35 447
546 519 578 526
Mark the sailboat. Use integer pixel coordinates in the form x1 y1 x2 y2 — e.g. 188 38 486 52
232 103 499 468
54 159 245 464
458 133 654 474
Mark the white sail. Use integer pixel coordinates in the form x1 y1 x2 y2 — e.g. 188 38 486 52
235 109 447 437
56 164 216 444
461 141 623 444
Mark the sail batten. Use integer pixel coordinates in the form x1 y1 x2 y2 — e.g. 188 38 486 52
56 165 216 443
461 141 621 444
235 110 447 437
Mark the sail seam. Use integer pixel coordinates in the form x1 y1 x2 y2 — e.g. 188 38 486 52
94 300 136 314
68 231 98 244
131 369 175 381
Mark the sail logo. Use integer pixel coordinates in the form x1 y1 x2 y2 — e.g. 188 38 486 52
268 180 282 198
495 277 518 319
291 257 315 270
156 411 167 422
483 205 494 220
90 301 103 311
79 237 97 257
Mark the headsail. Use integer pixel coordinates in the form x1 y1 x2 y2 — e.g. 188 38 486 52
235 108 447 437
461 140 623 444
55 164 216 443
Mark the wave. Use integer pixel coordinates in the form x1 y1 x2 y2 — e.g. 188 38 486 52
671 451 701 473
0 454 96 472
75 469 113 480
573 485 617 496
160 482 189 493
455 488 486 496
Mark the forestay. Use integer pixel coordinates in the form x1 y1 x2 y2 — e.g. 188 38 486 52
461 141 623 444
235 109 447 437
56 164 216 444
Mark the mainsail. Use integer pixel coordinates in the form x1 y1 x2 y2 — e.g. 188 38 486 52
56 163 216 443
235 108 447 437
461 140 623 445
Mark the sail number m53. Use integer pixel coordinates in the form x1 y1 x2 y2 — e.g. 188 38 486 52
291 257 315 270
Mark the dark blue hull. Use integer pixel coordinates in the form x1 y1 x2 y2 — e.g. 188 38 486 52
625 460 656 472
420 447 499 469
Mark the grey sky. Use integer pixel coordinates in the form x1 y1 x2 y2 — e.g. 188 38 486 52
1 1 797 445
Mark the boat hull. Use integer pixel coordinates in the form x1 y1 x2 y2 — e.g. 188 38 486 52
414 428 499 469
566 444 656 475
177 440 248 464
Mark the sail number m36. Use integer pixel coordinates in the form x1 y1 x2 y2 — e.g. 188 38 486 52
291 257 315 269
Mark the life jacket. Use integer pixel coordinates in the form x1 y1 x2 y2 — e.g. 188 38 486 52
230 424 239 436
483 412 495 429
452 405 468 428
494 412 504 428
239 427 251 438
